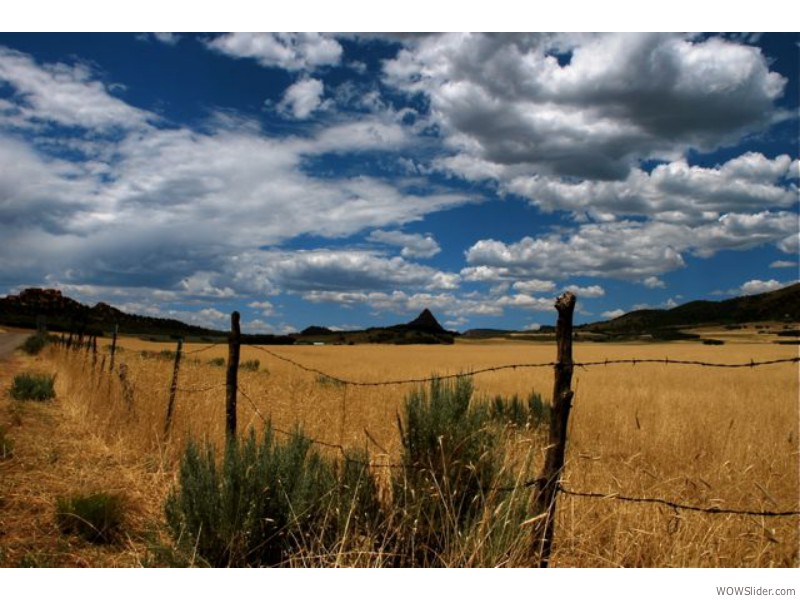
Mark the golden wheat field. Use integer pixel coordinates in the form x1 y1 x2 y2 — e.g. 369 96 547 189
28 334 800 566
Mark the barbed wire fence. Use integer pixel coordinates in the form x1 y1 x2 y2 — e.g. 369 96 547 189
49 304 800 567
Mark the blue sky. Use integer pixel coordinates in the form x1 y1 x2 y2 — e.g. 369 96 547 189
0 31 797 333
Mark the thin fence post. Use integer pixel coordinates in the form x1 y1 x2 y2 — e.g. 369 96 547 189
109 324 119 373
532 291 576 568
164 338 183 438
118 363 134 407
226 312 241 443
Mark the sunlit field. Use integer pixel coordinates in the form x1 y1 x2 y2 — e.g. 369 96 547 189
45 334 799 567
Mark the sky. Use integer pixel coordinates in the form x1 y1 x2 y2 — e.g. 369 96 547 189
0 30 797 333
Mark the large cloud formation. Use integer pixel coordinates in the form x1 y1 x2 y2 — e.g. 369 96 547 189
0 45 475 304
384 33 787 180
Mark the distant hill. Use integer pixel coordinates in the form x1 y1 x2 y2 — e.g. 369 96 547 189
581 282 800 340
296 309 456 345
401 308 447 334
0 288 219 338
0 289 455 345
6 284 793 346
462 327 556 340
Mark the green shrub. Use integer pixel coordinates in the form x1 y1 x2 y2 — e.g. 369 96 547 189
527 391 550 428
317 374 344 388
55 492 126 544
164 426 383 567
392 377 504 565
240 359 260 372
207 357 225 367
21 332 49 356
9 373 56 401
489 391 550 429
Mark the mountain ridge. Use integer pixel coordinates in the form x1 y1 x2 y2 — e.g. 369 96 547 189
1 283 798 343
581 282 800 338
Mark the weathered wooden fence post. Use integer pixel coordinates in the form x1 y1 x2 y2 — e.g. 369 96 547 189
226 312 241 443
109 324 119 373
532 291 576 568
118 363 134 407
163 338 183 438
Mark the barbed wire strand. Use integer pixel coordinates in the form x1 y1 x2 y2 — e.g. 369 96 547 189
250 345 799 388
557 485 800 517
172 382 228 394
182 342 226 356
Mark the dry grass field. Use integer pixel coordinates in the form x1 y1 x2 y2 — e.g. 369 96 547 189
2 331 797 567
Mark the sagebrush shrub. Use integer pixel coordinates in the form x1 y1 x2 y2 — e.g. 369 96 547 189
164 425 383 567
10 373 56 401
56 492 126 544
316 374 344 388
21 332 49 356
489 391 550 429
392 377 502 565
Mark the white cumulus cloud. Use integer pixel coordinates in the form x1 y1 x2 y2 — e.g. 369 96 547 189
0 46 152 131
739 279 784 295
278 77 325 119
206 33 342 71
384 33 787 181
643 276 666 289
367 230 441 258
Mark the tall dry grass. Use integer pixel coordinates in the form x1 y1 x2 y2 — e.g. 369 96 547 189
45 336 799 567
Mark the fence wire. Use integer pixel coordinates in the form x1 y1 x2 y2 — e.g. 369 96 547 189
250 344 798 388
182 342 226 355
557 485 800 518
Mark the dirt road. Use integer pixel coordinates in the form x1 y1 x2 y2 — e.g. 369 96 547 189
0 333 28 360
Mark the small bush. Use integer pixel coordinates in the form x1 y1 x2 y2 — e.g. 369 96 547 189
55 492 126 544
21 332 49 356
527 391 550 427
489 391 550 429
392 377 502 565
317 374 344 388
207 357 225 367
9 373 56 401
164 425 382 567
240 359 260 372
